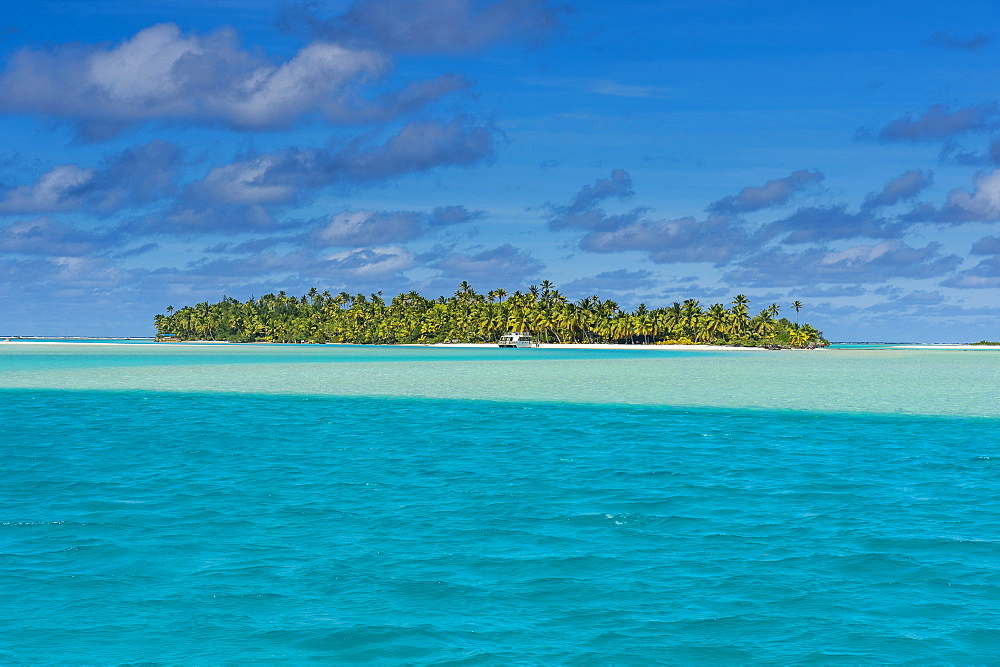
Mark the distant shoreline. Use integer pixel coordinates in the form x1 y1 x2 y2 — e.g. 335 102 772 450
2 339 999 351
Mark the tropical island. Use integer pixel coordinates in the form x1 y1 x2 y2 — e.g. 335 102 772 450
153 281 829 348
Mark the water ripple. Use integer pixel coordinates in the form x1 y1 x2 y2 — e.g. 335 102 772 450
2 389 998 662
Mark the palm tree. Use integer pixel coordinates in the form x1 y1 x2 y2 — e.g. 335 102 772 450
664 302 683 334
456 281 475 300
789 327 810 348
704 304 728 343
539 279 555 303
730 294 750 339
153 282 828 348
792 300 803 324
633 303 653 344
680 299 702 339
752 308 777 345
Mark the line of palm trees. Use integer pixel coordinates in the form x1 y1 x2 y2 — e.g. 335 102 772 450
153 281 827 347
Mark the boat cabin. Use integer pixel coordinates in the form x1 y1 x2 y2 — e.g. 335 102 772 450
498 332 537 348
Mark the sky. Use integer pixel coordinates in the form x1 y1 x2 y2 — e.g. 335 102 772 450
1 0 999 341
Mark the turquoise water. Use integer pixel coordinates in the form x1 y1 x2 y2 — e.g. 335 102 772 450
2 344 999 662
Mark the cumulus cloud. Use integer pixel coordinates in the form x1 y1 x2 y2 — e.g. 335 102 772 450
561 269 656 295
190 155 300 208
566 169 634 213
547 169 641 231
428 205 483 226
0 140 182 215
182 251 309 279
862 169 932 209
546 171 761 265
313 204 484 246
864 103 999 143
549 207 645 233
183 244 417 283
149 118 495 233
0 254 132 293
323 245 418 278
885 289 946 306
707 170 824 214
925 31 990 52
938 139 1000 166
284 0 563 54
0 218 112 256
907 168 1000 223
580 214 755 265
725 241 962 286
431 243 543 280
0 165 94 214
0 23 466 140
313 210 423 246
49 255 129 288
760 205 902 244
145 202 279 234
971 235 1000 254
209 117 494 193
331 116 497 181
944 236 1000 287
939 256 1000 288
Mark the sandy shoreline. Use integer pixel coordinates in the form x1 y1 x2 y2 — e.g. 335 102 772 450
2 339 998 351
417 342 1000 351
413 342 768 351
0 339 756 350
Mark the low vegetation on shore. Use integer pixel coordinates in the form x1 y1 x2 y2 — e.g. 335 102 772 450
154 281 828 348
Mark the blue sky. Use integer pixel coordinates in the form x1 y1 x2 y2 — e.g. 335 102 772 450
1 0 999 341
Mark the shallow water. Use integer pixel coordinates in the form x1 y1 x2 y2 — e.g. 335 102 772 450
2 343 999 416
1 344 998 662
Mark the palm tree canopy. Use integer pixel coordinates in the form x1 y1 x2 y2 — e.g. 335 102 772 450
154 282 828 348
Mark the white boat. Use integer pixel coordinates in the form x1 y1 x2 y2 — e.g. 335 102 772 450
498 332 537 348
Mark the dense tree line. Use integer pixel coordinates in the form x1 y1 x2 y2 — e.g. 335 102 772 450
153 281 828 347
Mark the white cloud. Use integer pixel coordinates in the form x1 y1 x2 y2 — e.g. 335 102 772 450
0 141 182 216
0 23 461 139
210 42 388 127
51 256 127 287
431 243 543 280
0 165 94 214
315 210 421 246
726 241 962 286
941 168 1000 221
324 245 417 277
820 241 898 266
196 156 298 206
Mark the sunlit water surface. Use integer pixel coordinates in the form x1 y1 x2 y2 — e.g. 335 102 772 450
2 343 998 663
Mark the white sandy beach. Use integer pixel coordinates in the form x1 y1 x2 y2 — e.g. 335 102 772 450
414 342 1000 351
2 339 998 351
420 342 768 351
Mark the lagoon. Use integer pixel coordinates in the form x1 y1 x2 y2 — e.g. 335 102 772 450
2 342 998 417
2 343 998 662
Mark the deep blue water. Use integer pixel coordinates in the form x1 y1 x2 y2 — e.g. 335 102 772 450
2 388 999 663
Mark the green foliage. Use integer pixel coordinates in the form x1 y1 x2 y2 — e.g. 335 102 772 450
153 284 829 348
971 340 1000 345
